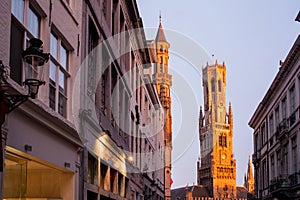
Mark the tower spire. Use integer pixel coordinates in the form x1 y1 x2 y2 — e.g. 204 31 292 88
159 10 162 23
245 155 254 195
247 156 254 180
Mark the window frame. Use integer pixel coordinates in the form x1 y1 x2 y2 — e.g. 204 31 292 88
289 84 296 113
49 31 70 117
10 0 42 85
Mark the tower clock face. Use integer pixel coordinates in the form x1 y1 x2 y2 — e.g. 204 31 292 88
221 153 227 160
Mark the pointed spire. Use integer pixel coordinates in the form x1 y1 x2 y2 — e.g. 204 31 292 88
156 14 167 42
247 155 254 180
159 10 162 23
244 173 247 187
215 59 218 66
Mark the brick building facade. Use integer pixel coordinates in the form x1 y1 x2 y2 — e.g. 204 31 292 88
0 0 172 199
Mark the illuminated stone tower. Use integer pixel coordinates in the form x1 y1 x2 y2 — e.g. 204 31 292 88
152 19 172 200
198 60 236 199
244 156 254 195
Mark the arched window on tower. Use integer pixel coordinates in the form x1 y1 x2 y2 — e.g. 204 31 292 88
160 45 163 52
211 78 215 92
219 134 227 147
218 79 222 92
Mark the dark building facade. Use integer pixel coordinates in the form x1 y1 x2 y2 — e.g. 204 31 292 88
249 34 300 199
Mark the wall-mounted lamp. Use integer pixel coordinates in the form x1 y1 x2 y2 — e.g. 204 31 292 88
0 38 49 200
64 162 71 168
127 155 134 163
24 144 32 152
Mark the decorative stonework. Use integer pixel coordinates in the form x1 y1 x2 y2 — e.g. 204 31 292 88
198 61 237 199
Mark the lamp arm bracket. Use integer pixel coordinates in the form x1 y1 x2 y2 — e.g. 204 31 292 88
6 94 29 113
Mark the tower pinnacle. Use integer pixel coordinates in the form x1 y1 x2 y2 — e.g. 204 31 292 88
159 10 162 23
244 155 254 195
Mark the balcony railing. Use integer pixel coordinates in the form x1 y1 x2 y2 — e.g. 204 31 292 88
275 119 289 139
270 172 300 193
289 172 300 187
275 107 300 140
270 175 290 192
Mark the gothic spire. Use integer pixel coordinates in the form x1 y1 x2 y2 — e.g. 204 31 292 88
247 156 254 180
156 15 167 42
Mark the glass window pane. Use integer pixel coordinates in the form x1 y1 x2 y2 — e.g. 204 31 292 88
50 33 58 59
11 0 24 23
60 45 67 69
49 61 56 81
28 7 39 38
59 70 65 90
58 93 66 116
49 85 56 110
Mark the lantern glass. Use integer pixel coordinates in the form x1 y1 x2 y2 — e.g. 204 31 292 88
22 38 49 98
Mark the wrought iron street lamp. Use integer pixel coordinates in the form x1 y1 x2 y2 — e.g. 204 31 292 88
0 38 49 200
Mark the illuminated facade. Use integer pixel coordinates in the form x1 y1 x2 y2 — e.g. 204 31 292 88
198 60 237 199
151 21 173 200
244 156 254 195
78 1 170 200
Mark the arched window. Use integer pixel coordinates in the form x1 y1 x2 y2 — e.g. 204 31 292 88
211 78 215 92
218 79 222 92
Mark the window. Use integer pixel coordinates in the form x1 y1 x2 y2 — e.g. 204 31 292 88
88 152 98 185
269 114 274 136
283 144 288 175
276 150 281 177
218 79 222 92
275 106 280 127
160 45 163 52
87 19 99 95
261 123 266 145
254 133 258 150
282 97 287 120
270 155 275 179
211 78 215 92
219 134 227 147
290 85 295 113
27 6 39 38
292 136 297 173
11 0 24 23
262 160 267 189
10 0 41 84
49 32 69 117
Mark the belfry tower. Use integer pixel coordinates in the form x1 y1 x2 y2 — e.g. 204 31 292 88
152 18 172 200
198 60 236 199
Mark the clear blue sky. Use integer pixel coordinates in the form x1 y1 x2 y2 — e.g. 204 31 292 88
137 0 299 189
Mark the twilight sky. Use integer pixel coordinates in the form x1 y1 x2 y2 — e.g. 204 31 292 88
137 0 300 188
